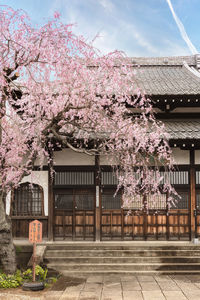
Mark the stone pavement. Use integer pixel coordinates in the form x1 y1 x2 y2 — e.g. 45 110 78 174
2 274 200 299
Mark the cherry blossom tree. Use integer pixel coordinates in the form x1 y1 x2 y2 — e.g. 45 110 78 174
0 6 173 273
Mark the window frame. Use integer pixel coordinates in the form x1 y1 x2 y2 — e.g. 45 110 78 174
11 182 44 216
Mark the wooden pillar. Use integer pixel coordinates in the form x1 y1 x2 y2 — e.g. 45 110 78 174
143 194 148 240
95 155 101 241
190 149 196 240
48 168 54 241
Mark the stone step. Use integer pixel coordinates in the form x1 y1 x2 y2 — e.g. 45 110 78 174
44 243 200 275
46 262 200 271
44 256 200 264
52 270 200 276
45 249 200 257
46 244 200 251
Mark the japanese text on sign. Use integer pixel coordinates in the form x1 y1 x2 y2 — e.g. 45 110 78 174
29 220 42 243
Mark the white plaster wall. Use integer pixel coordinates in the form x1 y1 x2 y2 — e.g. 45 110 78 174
195 150 200 164
100 154 118 165
6 191 11 215
6 171 49 216
53 148 95 165
171 148 190 165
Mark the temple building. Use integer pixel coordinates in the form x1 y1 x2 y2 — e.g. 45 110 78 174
7 55 200 242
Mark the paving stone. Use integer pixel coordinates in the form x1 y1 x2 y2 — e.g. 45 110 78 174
121 281 141 291
120 275 138 282
158 280 180 291
103 276 121 283
140 281 161 291
176 282 199 291
64 286 83 293
123 291 143 300
163 291 187 300
154 275 171 282
87 276 104 283
103 282 121 290
102 297 122 300
171 275 192 282
59 293 80 300
142 290 165 300
79 291 100 300
84 283 102 292
44 291 64 300
102 290 122 296
103 288 122 295
183 290 200 300
194 282 200 288
137 275 155 282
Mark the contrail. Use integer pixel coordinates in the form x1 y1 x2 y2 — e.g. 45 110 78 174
166 0 198 54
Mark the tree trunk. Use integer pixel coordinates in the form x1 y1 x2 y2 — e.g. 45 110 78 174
0 192 17 273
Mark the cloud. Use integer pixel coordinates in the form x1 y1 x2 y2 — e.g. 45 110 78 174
48 0 196 57
165 0 198 54
120 21 158 55
98 0 114 12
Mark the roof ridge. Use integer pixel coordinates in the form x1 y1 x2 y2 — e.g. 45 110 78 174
124 55 196 67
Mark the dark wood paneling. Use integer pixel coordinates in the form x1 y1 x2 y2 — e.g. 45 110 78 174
12 217 48 238
53 188 96 240
100 209 190 241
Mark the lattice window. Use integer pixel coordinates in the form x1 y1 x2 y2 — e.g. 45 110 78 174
54 189 95 210
123 194 166 210
55 171 94 185
169 192 189 209
55 193 73 209
12 183 43 216
101 190 121 209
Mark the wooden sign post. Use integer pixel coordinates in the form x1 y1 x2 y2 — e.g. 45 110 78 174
29 220 42 282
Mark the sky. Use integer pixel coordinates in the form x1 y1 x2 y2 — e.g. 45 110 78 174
1 0 200 57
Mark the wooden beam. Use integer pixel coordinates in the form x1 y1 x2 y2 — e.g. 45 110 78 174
95 154 101 241
190 149 196 240
143 194 148 241
48 168 54 241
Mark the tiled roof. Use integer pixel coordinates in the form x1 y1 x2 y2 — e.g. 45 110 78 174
163 120 200 139
132 64 200 96
121 55 200 96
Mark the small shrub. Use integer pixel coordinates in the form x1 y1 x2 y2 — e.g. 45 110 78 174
0 265 49 289
0 273 21 288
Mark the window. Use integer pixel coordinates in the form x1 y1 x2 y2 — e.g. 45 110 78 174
169 192 189 209
54 189 95 210
12 183 43 216
101 189 121 209
123 194 166 210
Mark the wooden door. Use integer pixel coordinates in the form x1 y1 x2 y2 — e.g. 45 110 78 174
100 189 191 241
100 189 123 240
53 188 95 240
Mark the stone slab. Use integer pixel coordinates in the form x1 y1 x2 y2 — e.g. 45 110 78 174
123 291 143 300
140 281 161 291
163 291 187 300
142 290 165 300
